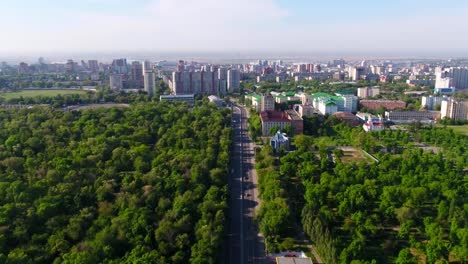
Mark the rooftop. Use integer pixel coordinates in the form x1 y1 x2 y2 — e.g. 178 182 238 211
260 111 290 122
360 99 405 103
160 94 194 99
246 93 262 101
312 92 344 102
276 257 313 264
285 110 303 121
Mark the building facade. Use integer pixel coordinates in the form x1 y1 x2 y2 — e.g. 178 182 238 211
144 71 156 96
110 74 123 91
261 94 275 112
441 99 468 120
227 69 240 93
435 67 468 89
385 111 440 123
357 87 380 98
359 100 406 111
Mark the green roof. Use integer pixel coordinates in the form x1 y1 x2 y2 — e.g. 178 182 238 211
246 94 261 101
312 93 344 102
285 91 296 97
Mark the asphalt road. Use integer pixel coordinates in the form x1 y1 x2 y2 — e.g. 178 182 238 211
224 104 269 264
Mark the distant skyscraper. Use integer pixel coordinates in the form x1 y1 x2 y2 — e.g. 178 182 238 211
112 58 128 74
131 62 144 88
227 69 240 93
218 67 227 81
172 71 191 94
144 71 156 96
88 60 99 72
65 59 76 73
297 64 307 73
177 60 185 72
202 70 215 94
333 59 345 68
349 66 366 81
110 74 123 91
314 64 322 72
191 72 202 94
142 60 152 73
435 67 468 89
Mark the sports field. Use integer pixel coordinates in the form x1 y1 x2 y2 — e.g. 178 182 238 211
0 89 88 100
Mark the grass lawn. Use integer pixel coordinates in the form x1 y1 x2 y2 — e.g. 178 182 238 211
0 89 89 100
445 125 468 136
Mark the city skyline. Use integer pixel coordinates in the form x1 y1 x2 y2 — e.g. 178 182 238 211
1 0 468 56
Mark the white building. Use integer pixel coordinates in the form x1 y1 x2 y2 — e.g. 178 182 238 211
144 71 156 96
142 60 152 73
421 96 446 110
441 99 468 120
363 116 384 132
313 97 338 115
336 93 358 112
348 66 366 81
208 95 224 106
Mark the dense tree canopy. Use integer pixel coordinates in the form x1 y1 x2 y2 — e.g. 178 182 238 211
256 120 467 263
0 101 231 263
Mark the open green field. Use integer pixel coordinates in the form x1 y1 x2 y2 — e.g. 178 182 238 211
0 89 88 100
436 124 468 136
446 125 468 136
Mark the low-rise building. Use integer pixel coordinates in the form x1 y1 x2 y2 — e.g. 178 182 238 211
332 112 360 126
160 94 195 105
260 110 303 136
363 117 384 132
245 94 262 111
270 131 290 151
296 92 312 105
208 95 225 107
312 93 339 115
360 100 406 111
385 111 440 123
260 111 291 136
294 104 315 117
276 257 313 264
285 110 304 135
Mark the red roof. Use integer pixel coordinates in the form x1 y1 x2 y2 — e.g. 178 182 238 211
260 111 290 122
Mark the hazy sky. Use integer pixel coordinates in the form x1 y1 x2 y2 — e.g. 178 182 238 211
1 0 468 56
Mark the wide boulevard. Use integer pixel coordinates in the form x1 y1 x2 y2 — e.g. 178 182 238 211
224 104 269 264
